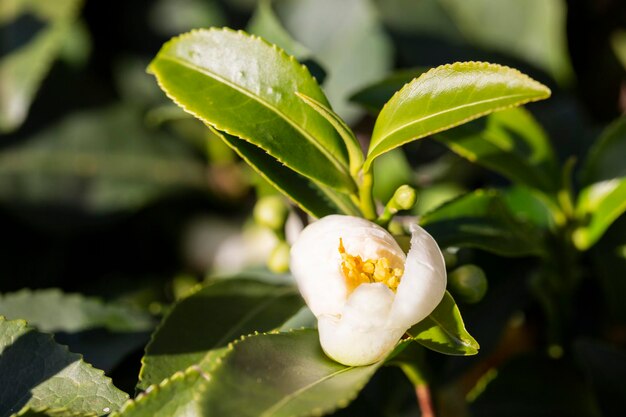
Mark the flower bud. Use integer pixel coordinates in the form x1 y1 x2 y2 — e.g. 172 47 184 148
449 264 487 304
253 195 288 232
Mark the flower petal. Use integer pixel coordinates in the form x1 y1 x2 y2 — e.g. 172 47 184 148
390 224 447 328
318 283 403 366
290 215 404 317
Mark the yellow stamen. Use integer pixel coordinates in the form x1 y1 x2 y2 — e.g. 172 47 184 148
339 238 403 292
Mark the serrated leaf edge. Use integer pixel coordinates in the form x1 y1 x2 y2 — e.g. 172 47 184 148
148 27 356 193
365 61 551 170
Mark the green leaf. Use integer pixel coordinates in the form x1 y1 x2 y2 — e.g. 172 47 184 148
120 331 382 417
574 179 626 250
574 117 626 250
112 368 208 417
406 291 479 355
11 407 96 417
0 105 207 213
148 28 356 193
247 0 310 59
198 330 382 416
420 189 546 257
0 289 153 333
0 0 83 132
436 107 561 194
580 116 626 185
137 277 304 390
349 68 427 114
295 93 363 176
0 316 127 417
365 62 551 170
271 0 393 123
211 128 360 218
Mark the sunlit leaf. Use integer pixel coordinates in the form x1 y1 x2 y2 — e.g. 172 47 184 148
0 317 127 417
349 68 427 114
137 277 303 390
365 62 551 170
148 28 356 193
407 291 479 355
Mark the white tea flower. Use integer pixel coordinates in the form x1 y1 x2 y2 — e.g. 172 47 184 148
290 215 446 366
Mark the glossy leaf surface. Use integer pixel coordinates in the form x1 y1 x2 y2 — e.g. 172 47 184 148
421 189 545 257
138 277 303 389
365 62 551 170
407 291 479 355
149 28 355 193
0 317 127 417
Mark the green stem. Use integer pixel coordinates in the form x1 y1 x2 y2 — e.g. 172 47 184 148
359 169 377 220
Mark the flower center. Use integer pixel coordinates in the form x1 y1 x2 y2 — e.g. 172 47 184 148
338 238 403 292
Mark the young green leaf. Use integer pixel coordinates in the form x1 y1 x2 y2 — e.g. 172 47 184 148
406 291 479 355
575 117 626 250
436 107 561 194
211 128 361 218
349 68 427 114
148 28 356 193
365 62 551 170
11 407 96 417
0 317 127 417
420 189 546 257
574 179 626 251
137 277 303 389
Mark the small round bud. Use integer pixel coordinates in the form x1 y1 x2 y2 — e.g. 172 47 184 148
253 196 289 231
449 264 487 304
268 241 291 273
389 185 417 212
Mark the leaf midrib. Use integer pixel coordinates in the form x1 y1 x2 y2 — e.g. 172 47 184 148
369 92 541 157
259 366 355 417
157 54 353 185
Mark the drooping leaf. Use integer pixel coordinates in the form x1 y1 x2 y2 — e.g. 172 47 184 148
0 289 153 333
137 277 303 389
148 28 356 193
211 128 360 218
0 317 127 417
574 179 626 251
0 0 83 132
0 105 207 213
365 62 551 170
272 0 393 123
406 291 479 355
420 189 546 257
435 107 561 194
349 68 427 114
